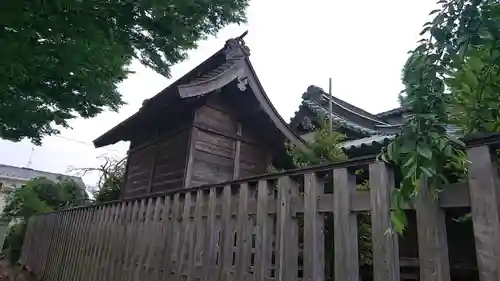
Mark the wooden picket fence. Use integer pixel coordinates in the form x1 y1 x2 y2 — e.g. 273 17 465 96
19 140 500 281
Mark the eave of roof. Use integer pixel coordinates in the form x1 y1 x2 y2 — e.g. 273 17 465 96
94 32 306 150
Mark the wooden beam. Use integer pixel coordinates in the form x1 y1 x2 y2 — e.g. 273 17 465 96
369 162 399 281
233 123 242 179
183 127 198 188
466 145 500 281
303 173 325 281
415 176 450 281
333 168 359 281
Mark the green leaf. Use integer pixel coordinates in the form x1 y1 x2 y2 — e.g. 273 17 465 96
420 166 435 178
429 9 441 15
417 146 433 159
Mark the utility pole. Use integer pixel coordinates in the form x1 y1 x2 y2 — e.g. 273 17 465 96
329 78 333 131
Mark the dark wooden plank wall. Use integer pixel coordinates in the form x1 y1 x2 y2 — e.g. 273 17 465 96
123 129 190 198
21 143 500 281
189 102 270 186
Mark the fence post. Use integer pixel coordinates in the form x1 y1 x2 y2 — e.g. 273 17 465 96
466 144 500 281
276 176 298 281
303 173 325 281
415 176 450 281
369 162 400 281
333 168 359 281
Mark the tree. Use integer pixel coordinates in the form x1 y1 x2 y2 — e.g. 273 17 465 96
0 0 249 144
287 121 373 269
76 156 126 203
382 0 500 232
2 177 87 263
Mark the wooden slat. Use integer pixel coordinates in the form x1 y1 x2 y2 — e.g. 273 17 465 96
60 210 77 281
116 202 133 281
235 183 251 281
160 195 174 280
191 189 205 280
276 176 298 281
132 199 148 281
203 188 218 280
108 203 125 281
415 176 450 281
254 180 272 281
149 197 163 280
219 185 234 281
169 193 183 278
98 205 114 281
466 145 500 281
333 168 359 281
369 162 399 281
303 173 325 281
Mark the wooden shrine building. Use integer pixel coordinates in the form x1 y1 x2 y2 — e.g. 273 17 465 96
94 32 305 199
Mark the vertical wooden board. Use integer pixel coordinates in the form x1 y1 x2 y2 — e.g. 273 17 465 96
415 176 450 281
80 207 96 281
219 185 234 281
74 208 90 281
235 183 251 281
177 192 194 279
100 205 117 281
91 206 107 281
203 188 218 280
159 195 173 280
58 210 75 280
167 193 182 278
466 145 500 281
149 197 163 281
303 173 325 281
116 201 134 281
122 200 140 281
20 216 34 265
104 204 120 281
333 168 359 281
65 209 82 281
276 176 299 281
190 190 205 280
369 162 400 281
40 214 56 280
254 180 272 281
137 198 155 281
109 202 126 281
45 212 63 281
131 199 147 281
94 206 110 281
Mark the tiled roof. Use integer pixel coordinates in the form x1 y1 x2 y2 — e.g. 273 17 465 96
341 134 396 150
0 164 86 189
302 100 380 136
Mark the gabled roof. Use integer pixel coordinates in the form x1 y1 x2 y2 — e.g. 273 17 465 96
0 164 86 190
94 32 306 150
291 85 401 137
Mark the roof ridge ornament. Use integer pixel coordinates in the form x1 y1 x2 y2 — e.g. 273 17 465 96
224 30 250 60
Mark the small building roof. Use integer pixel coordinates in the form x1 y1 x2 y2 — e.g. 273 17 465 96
0 164 86 190
94 32 306 150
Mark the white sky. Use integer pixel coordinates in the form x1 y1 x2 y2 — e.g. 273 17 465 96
0 0 438 187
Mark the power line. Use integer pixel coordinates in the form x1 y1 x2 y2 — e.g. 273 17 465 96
51 135 126 155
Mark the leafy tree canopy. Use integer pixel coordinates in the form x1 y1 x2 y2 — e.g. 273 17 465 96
382 0 500 233
2 177 88 222
0 0 249 144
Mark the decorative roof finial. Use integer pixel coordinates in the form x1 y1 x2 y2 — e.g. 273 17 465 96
224 30 250 59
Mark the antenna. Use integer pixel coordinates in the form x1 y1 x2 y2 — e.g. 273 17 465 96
26 146 35 168
329 78 333 131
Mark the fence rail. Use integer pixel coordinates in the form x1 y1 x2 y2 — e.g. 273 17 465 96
19 141 500 281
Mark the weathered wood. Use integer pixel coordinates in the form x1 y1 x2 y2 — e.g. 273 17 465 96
190 189 205 280
233 123 242 180
303 173 325 281
203 188 218 280
333 168 359 281
184 127 197 188
254 180 272 281
415 176 450 281
219 185 234 281
369 162 400 281
466 145 500 281
235 183 250 281
169 193 182 278
276 176 298 281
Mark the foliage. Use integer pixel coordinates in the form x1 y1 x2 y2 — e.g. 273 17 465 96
287 121 372 266
1 177 87 263
77 156 126 203
0 0 249 144
381 0 500 233
287 119 347 167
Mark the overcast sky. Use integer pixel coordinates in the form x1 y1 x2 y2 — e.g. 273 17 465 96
0 0 438 187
